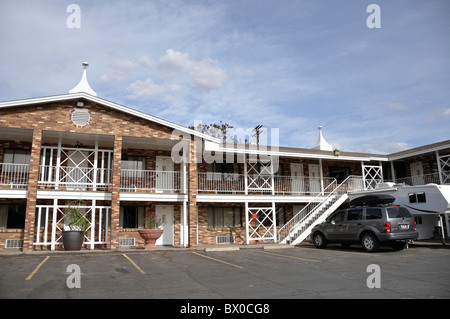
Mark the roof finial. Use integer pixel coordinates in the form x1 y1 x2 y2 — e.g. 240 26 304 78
69 62 97 96
312 125 333 151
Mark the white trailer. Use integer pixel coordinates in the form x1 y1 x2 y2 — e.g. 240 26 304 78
349 183 450 241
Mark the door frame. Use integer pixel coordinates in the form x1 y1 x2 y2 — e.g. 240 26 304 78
155 205 174 246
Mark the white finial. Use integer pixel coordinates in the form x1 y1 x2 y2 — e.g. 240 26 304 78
69 62 97 96
312 125 333 151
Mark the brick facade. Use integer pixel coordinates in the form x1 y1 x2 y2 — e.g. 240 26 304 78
0 95 448 251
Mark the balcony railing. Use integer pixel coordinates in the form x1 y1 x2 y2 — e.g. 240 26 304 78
393 171 449 186
197 172 336 195
39 165 112 190
0 163 29 189
120 169 181 193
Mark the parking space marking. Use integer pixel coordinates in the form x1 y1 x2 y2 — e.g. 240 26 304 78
251 250 321 263
26 256 50 280
192 252 244 269
122 254 146 275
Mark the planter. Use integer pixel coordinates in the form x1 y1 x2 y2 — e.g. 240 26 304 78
62 231 85 251
138 229 163 249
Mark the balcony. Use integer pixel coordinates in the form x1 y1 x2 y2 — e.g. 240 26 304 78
37 166 182 193
120 169 181 193
0 163 29 189
197 172 337 196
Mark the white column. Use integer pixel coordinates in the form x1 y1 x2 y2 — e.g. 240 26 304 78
90 200 96 250
436 151 444 185
272 201 277 243
245 201 249 244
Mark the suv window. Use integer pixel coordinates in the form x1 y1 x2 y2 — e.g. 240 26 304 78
366 208 382 220
328 211 345 223
347 209 363 221
387 206 412 218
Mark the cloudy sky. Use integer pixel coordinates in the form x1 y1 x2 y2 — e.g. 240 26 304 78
1 0 449 154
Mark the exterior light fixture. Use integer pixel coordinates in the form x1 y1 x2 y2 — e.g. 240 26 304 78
334 149 340 157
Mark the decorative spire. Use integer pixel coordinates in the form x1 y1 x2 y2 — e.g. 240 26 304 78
312 126 333 151
69 62 97 96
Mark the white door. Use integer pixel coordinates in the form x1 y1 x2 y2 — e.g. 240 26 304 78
156 156 174 192
155 205 174 246
309 164 321 194
410 162 424 185
290 163 304 194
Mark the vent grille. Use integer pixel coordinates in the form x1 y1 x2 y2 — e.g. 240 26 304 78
216 235 235 244
5 239 23 249
71 109 90 127
119 237 136 247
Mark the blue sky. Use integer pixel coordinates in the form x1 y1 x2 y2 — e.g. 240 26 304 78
0 0 449 154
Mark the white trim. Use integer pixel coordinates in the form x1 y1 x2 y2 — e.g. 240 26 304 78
0 190 28 198
219 146 389 162
120 193 188 202
196 194 328 203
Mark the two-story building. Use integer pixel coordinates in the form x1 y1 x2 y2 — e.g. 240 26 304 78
0 64 448 251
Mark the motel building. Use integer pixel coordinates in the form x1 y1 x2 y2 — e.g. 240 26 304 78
0 63 449 251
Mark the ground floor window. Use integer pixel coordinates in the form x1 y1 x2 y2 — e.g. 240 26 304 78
119 206 145 229
208 206 241 228
0 204 26 229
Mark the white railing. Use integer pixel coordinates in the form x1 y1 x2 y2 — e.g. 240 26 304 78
278 176 365 244
197 172 336 195
197 173 245 194
0 163 29 188
39 165 112 190
120 169 181 192
392 171 449 186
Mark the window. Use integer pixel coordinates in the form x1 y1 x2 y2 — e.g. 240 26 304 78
0 204 26 229
121 156 145 170
366 208 382 220
261 207 285 227
328 210 345 223
347 209 363 221
208 206 241 228
387 206 412 219
206 162 239 181
328 166 351 183
2 149 30 173
408 192 426 203
120 206 145 229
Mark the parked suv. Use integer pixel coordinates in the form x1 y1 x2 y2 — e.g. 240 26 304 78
311 203 418 252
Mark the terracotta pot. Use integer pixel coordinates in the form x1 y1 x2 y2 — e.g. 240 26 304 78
138 229 163 249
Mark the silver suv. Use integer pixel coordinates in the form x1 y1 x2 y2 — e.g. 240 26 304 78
311 200 418 252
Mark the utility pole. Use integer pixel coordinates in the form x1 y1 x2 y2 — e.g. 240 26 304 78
253 125 263 146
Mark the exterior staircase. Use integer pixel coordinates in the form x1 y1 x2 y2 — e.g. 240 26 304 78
278 176 363 245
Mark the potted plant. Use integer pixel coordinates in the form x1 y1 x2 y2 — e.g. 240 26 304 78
62 206 88 251
138 215 165 249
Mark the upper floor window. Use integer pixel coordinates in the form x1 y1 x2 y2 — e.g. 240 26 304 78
3 149 31 164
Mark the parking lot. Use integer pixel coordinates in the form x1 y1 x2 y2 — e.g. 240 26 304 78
0 243 449 301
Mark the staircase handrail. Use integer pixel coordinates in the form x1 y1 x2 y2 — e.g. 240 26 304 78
278 175 364 243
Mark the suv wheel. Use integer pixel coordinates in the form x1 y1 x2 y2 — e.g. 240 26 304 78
361 232 379 252
313 232 327 249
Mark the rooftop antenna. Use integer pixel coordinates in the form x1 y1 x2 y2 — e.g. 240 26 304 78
69 62 97 96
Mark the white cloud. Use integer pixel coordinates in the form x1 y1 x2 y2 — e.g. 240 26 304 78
99 53 135 82
143 49 229 91
127 79 165 99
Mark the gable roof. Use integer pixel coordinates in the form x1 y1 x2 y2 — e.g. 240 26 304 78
0 92 220 143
